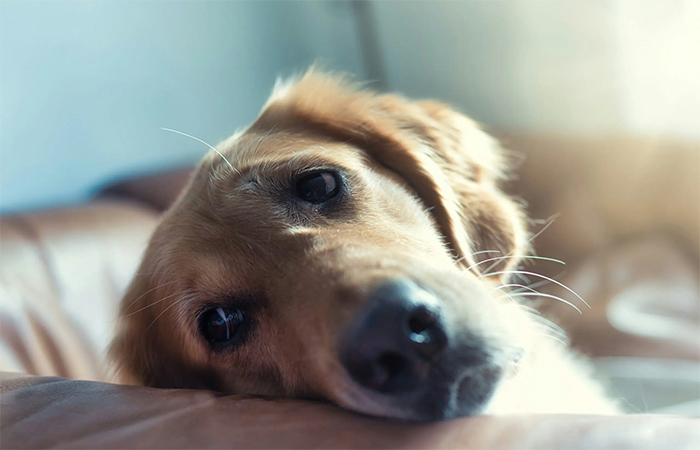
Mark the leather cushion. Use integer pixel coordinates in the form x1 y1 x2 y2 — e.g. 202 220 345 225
0 201 159 381
1 373 698 449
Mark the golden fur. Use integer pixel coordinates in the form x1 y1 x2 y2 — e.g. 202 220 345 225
110 70 615 419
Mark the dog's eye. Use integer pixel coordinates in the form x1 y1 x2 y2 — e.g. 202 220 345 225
200 307 245 345
295 172 339 204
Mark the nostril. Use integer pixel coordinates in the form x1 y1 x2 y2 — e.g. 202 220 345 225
407 306 437 335
405 306 447 360
342 279 450 394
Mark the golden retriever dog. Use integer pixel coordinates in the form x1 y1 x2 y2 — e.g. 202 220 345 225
110 70 615 420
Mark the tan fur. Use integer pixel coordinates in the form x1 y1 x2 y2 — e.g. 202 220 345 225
110 70 615 417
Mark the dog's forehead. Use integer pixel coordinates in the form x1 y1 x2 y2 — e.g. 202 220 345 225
216 130 366 172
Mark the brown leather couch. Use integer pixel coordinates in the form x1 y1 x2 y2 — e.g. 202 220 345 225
1 133 699 448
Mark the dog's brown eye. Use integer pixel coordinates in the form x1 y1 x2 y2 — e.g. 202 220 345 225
295 172 339 204
200 307 244 346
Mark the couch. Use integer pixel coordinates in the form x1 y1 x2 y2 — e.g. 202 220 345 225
1 133 698 448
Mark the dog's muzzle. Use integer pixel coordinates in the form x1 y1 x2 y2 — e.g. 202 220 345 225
339 278 508 420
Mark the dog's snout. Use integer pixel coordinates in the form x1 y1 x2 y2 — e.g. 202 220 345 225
340 279 448 393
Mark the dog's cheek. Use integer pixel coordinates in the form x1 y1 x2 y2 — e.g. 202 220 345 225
502 299 539 354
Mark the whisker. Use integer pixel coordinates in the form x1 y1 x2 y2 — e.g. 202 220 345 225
515 303 541 314
467 255 565 273
494 286 569 339
129 271 180 279
481 254 508 275
480 214 561 274
511 277 559 293
494 287 519 305
526 311 568 337
505 302 569 339
496 292 569 333
123 280 178 313
509 292 582 314
492 283 540 295
537 332 568 346
161 127 241 176
455 249 502 265
481 270 591 309
497 300 568 338
528 213 560 244
144 300 182 333
472 250 502 256
121 291 182 319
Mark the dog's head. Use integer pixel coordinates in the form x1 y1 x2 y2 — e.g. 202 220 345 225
110 71 538 421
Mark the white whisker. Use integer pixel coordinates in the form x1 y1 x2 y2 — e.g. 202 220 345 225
512 278 558 293
492 283 540 295
495 285 574 333
144 299 182 333
122 291 181 319
537 332 568 346
161 127 240 175
468 255 565 273
481 270 590 309
509 292 582 314
494 287 519 305
472 250 502 256
123 280 178 313
528 214 560 244
455 249 502 265
480 214 561 274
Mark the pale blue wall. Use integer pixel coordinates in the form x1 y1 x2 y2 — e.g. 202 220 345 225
0 1 364 213
6 1 696 213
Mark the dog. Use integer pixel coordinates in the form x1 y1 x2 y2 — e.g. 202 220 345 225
110 70 616 421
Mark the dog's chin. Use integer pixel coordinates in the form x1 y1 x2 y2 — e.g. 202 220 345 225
334 364 504 422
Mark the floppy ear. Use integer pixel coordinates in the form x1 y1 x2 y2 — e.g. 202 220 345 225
109 272 165 386
109 259 215 389
411 99 530 274
254 71 528 276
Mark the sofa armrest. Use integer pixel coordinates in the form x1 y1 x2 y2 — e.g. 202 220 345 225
1 374 698 449
0 201 160 380
100 168 194 211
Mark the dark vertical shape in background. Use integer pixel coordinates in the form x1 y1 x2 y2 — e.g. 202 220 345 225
351 0 387 90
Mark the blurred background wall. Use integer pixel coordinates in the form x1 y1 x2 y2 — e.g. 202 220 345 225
1 0 698 213
0 1 363 212
370 0 700 137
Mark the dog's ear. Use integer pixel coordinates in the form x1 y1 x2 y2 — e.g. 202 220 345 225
255 71 528 276
410 99 530 275
109 272 162 385
109 259 214 388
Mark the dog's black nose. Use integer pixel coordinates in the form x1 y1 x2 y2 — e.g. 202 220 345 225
340 279 448 393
